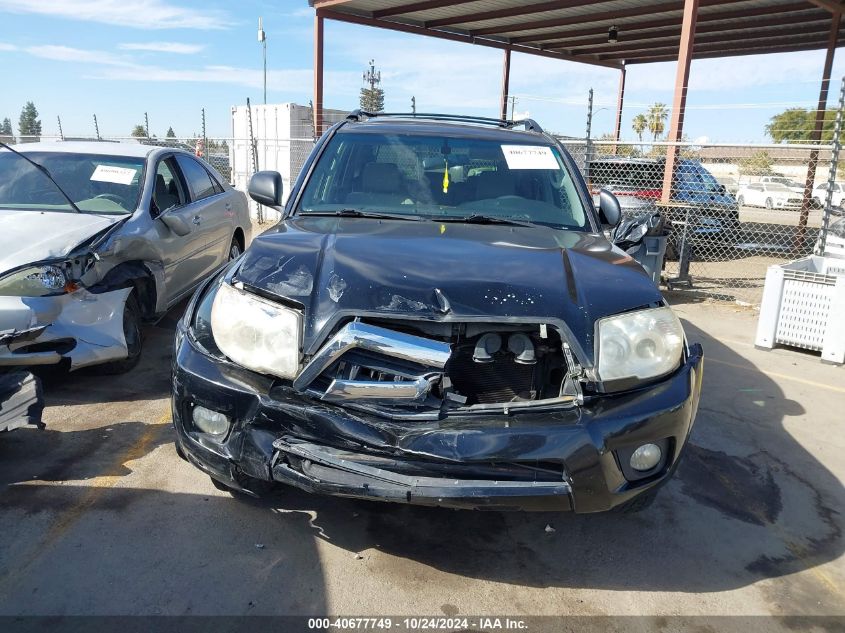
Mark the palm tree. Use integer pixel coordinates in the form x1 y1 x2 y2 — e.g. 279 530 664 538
631 114 647 142
647 103 669 141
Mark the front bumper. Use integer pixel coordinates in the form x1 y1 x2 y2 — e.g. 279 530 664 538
172 325 704 513
0 288 130 369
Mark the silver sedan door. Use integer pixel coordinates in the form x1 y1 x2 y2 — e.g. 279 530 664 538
151 156 210 303
174 154 233 273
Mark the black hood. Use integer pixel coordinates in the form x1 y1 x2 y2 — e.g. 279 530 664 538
236 217 661 362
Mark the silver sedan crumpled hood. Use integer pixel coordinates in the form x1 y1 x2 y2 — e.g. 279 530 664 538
0 209 122 274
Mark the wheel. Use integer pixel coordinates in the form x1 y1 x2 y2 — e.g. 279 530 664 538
765 197 773 209
812 197 822 209
93 292 142 374
736 195 744 207
228 236 242 261
614 486 660 514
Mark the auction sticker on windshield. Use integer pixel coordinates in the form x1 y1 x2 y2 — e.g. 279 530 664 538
500 145 558 170
90 164 137 185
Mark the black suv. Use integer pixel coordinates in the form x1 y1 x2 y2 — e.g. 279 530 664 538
172 112 703 513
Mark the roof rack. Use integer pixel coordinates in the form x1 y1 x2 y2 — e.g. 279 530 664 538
345 110 543 133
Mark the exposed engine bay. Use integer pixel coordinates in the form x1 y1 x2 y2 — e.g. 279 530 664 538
295 319 581 418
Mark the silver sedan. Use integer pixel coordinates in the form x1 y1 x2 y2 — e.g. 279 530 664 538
0 141 251 373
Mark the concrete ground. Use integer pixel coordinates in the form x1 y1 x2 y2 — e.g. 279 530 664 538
0 297 842 624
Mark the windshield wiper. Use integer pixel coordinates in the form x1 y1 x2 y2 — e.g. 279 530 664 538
0 141 82 213
302 208 425 221
440 214 534 227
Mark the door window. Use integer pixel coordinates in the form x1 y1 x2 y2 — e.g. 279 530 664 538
152 158 186 216
175 155 216 202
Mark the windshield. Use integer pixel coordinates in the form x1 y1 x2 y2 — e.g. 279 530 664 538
0 150 145 215
298 131 591 230
767 183 790 192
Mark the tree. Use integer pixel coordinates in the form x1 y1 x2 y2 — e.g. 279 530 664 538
0 117 12 143
598 133 640 157
360 86 385 112
166 126 176 138
647 103 668 141
738 150 774 176
18 101 41 139
360 59 385 112
765 107 840 143
131 124 148 138
631 113 647 142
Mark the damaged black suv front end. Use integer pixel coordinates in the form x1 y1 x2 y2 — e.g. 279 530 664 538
171 114 703 512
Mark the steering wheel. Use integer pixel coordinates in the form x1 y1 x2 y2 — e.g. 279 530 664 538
94 193 125 205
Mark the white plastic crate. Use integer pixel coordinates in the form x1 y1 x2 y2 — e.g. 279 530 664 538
755 255 845 364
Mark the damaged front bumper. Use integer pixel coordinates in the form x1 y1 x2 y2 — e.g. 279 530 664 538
0 288 130 369
172 319 704 512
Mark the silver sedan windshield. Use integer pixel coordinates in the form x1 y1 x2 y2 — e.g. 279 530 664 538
0 151 145 215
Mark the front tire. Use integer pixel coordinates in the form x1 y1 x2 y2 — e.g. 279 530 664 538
765 197 773 209
228 236 242 261
94 293 142 375
736 195 744 207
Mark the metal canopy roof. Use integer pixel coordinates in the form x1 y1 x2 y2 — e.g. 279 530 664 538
310 0 843 68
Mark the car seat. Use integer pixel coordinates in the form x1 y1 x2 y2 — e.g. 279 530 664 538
345 162 406 206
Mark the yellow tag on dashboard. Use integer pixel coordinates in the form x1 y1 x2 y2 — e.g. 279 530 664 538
442 160 449 194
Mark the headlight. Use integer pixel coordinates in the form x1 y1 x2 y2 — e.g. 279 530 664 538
210 282 302 379
596 306 684 383
0 265 68 297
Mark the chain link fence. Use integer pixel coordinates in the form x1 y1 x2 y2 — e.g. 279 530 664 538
6 129 843 306
559 138 841 305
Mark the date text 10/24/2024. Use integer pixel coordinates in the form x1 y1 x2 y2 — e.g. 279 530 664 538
308 617 529 630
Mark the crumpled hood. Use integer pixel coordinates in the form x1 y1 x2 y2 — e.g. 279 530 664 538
236 217 662 360
0 210 120 274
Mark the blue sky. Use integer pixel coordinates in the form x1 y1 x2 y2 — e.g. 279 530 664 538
1 0 844 142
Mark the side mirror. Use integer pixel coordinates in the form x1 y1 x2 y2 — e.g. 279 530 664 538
160 212 191 237
248 171 284 208
598 188 622 227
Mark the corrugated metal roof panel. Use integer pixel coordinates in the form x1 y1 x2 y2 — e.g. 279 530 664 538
311 0 842 65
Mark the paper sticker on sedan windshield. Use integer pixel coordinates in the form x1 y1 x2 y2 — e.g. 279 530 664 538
90 164 137 185
500 145 558 170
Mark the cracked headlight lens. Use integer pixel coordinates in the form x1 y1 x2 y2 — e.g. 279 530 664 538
596 306 684 383
210 282 302 379
0 265 68 297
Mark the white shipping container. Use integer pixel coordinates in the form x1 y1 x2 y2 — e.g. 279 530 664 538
230 102 347 221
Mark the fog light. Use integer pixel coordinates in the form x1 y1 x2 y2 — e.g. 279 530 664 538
192 405 230 436
629 443 662 471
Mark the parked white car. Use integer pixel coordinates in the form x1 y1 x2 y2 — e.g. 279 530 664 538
760 175 804 196
812 182 845 208
0 142 251 373
736 182 802 209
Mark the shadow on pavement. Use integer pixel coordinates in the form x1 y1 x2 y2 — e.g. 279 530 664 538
0 480 328 616
224 318 841 605
32 303 187 407
2 303 842 615
0 420 173 491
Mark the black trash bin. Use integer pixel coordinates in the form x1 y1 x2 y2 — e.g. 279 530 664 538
611 211 669 286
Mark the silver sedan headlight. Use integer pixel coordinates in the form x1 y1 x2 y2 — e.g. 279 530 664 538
0 264 69 297
596 306 684 383
210 282 302 379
